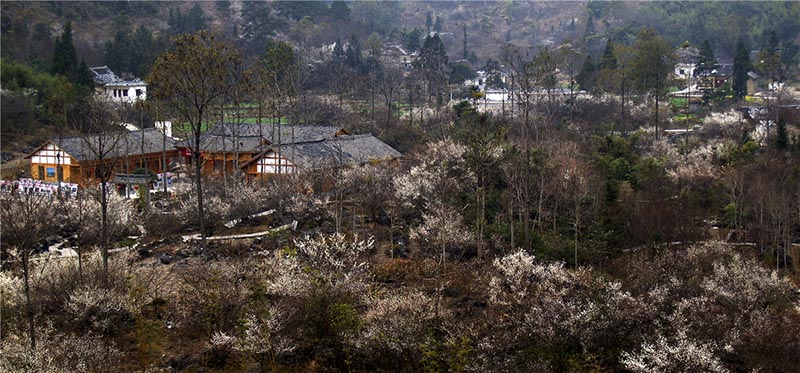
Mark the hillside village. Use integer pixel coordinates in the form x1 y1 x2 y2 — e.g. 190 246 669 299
2 1 800 372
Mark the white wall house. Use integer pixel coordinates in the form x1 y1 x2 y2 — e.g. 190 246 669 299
89 66 147 104
674 62 696 81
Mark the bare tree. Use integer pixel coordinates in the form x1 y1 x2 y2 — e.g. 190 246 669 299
148 31 242 254
74 97 128 272
0 191 59 350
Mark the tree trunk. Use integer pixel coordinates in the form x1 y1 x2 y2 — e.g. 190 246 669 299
23 254 36 350
194 149 207 254
101 177 109 272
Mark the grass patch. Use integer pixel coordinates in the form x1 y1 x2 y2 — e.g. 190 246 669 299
671 113 698 123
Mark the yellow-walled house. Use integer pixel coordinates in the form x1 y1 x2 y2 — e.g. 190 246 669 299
26 128 178 186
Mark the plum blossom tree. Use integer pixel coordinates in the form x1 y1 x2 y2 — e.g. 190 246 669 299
395 138 476 263
0 192 59 350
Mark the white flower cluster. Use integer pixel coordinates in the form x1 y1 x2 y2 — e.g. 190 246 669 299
666 140 725 180
358 290 441 354
395 138 475 206
487 249 636 351
701 110 745 139
622 327 728 373
410 203 474 249
66 286 139 333
0 323 121 372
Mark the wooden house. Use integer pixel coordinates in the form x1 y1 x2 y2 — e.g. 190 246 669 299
176 124 349 174
175 123 401 179
26 128 178 185
241 134 403 178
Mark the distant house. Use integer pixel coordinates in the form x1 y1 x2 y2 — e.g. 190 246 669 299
381 44 418 71
25 128 177 185
89 66 147 103
176 123 401 179
241 134 403 177
697 62 732 90
674 46 700 81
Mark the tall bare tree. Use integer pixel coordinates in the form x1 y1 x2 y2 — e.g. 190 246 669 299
74 97 128 272
148 31 242 254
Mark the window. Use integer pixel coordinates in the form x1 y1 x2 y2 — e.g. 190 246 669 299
46 167 56 178
135 89 143 97
123 89 128 97
38 166 45 180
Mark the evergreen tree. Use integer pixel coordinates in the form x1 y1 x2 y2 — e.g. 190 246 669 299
775 118 788 150
697 39 716 74
426 12 433 33
585 12 595 38
416 33 449 105
345 33 363 72
131 25 156 77
463 23 468 60
167 8 183 35
732 38 750 99
51 21 77 79
185 4 208 34
576 54 597 91
757 30 782 81
329 1 351 21
404 28 422 52
434 16 443 33
51 21 92 91
599 41 617 70
75 60 94 89
104 29 132 74
239 2 285 56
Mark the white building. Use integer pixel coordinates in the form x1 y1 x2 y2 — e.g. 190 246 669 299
89 66 147 103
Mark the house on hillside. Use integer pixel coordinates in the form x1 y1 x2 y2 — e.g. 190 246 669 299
674 46 700 81
381 44 418 71
176 123 401 179
89 66 147 103
25 128 177 185
697 62 732 90
241 134 403 178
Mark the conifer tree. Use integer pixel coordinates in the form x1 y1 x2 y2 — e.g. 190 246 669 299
51 21 77 79
732 38 750 99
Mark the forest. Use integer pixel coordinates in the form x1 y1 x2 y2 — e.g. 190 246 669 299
1 1 799 372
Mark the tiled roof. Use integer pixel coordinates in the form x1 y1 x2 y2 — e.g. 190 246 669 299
183 124 348 153
89 65 146 86
44 128 174 162
275 134 402 169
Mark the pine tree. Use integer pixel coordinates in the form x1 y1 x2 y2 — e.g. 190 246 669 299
426 12 433 33
345 34 363 72
697 39 716 74
775 118 788 150
576 54 596 91
732 38 750 99
600 41 617 70
463 23 468 60
329 1 350 21
185 4 208 34
758 30 781 81
75 60 94 87
51 21 77 79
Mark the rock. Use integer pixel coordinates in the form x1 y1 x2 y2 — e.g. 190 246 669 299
159 253 173 265
138 248 152 258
